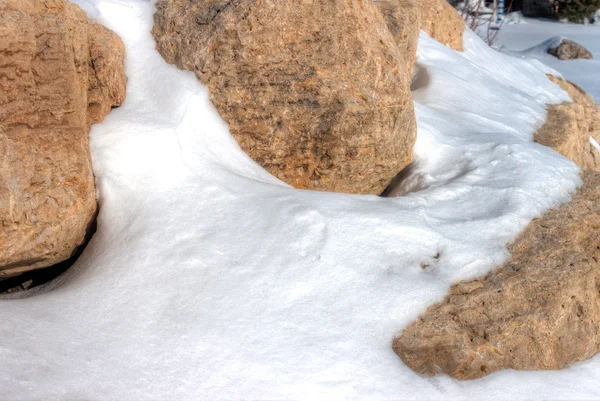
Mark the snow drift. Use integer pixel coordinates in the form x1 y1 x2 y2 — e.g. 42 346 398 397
1 1 598 400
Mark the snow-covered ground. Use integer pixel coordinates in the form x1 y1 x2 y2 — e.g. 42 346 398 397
1 1 599 400
497 18 600 102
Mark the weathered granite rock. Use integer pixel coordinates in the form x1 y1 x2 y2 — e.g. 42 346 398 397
87 23 127 124
0 0 126 279
375 0 464 58
153 0 416 194
393 171 600 380
548 39 593 60
417 0 465 51
536 76 600 171
374 0 420 74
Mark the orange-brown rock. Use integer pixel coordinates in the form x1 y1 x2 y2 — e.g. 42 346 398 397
548 39 593 60
0 0 126 278
374 0 421 74
393 171 600 380
536 76 600 171
152 0 416 194
417 0 465 51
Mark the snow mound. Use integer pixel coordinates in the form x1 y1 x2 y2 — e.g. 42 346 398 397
0 1 596 400
496 21 600 104
504 11 528 25
502 36 572 59
520 36 566 56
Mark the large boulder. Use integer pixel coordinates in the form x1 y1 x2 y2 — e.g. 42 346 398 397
417 0 465 52
548 38 593 60
373 0 464 74
0 0 126 279
536 76 600 171
374 0 421 74
393 171 600 380
153 0 417 194
375 0 465 56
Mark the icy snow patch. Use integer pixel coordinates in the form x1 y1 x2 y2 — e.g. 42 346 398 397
0 1 594 400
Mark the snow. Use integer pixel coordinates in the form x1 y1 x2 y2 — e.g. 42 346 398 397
456 0 495 14
592 137 600 154
497 17 600 177
504 11 528 25
496 19 600 102
501 35 567 58
1 1 598 399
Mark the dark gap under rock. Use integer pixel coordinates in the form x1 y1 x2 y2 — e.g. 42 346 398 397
380 162 429 197
0 209 98 296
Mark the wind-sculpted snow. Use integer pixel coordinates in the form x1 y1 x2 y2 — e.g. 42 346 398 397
0 1 597 400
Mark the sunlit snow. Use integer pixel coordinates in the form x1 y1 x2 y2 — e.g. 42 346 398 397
1 1 598 400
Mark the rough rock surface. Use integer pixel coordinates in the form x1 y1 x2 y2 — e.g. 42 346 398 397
0 0 126 279
417 0 465 52
374 0 420 74
548 39 593 60
393 171 600 380
152 0 416 194
536 76 600 171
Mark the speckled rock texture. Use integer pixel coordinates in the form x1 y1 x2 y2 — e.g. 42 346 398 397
548 39 593 60
373 0 420 74
536 76 600 171
417 0 465 51
393 171 600 380
0 0 126 279
152 0 417 194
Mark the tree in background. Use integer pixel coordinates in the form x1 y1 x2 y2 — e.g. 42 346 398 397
556 0 600 23
456 0 508 45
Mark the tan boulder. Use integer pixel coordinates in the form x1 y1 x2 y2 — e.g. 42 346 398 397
536 76 600 171
87 23 127 124
548 39 593 60
374 0 421 73
393 171 600 380
153 0 416 194
417 0 465 51
376 0 465 56
0 0 126 279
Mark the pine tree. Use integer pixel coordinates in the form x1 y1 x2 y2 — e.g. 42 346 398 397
556 0 600 23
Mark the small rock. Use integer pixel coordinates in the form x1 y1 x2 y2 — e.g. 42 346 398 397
393 171 600 380
548 39 593 60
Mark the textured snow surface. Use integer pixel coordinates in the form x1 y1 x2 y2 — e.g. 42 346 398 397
497 19 600 102
497 18 600 193
1 1 598 400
